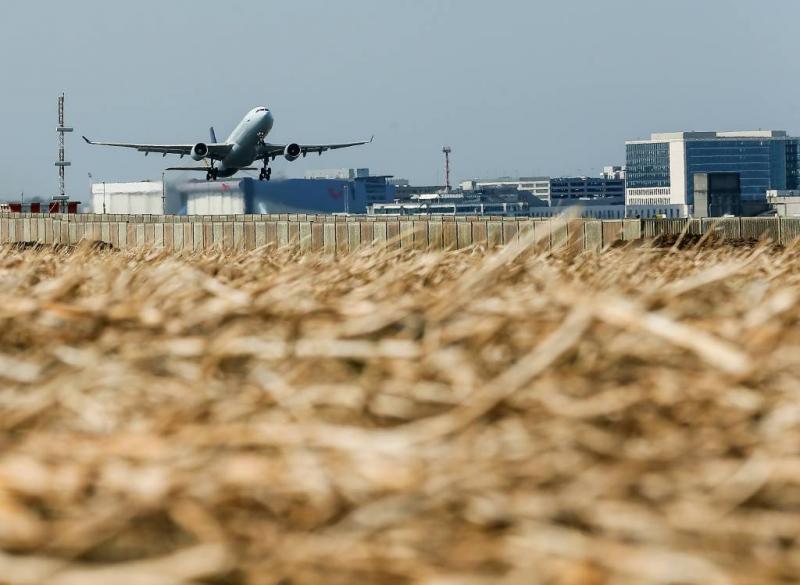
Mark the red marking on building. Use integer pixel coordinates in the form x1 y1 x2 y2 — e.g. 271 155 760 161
5 200 79 214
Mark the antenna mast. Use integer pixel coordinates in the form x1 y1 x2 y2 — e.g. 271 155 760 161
442 146 452 193
55 93 73 199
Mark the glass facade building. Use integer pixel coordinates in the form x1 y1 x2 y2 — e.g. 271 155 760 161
626 142 671 189
626 132 800 207
684 139 786 202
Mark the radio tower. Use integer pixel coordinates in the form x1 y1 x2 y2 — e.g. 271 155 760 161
442 146 452 193
55 93 73 199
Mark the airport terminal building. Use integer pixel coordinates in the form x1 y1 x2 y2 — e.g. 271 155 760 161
626 131 800 216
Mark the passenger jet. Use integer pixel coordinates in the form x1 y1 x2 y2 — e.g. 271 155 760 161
83 107 372 181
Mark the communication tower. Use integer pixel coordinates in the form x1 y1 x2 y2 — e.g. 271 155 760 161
55 93 73 199
442 146 452 193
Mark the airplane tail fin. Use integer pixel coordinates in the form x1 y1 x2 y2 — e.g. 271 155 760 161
209 127 218 144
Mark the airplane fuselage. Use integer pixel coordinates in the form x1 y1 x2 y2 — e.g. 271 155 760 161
216 107 275 177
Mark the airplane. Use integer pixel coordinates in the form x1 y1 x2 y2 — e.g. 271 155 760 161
83 106 372 181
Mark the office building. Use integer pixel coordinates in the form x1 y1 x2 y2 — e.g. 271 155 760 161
460 176 624 205
626 131 800 215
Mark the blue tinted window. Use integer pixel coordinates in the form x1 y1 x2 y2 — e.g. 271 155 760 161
787 139 800 190
685 140 786 202
626 143 670 188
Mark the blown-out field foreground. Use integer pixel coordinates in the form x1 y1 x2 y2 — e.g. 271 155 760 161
0 241 799 585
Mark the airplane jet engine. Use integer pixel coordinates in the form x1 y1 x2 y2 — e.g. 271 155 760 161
284 143 302 162
191 143 209 161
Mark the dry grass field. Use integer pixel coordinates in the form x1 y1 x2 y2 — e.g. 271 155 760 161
0 238 799 585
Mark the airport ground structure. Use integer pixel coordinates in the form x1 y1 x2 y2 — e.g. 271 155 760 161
2 212 800 253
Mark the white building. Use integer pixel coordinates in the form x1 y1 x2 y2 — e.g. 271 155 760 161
460 177 552 200
602 166 626 180
92 181 165 214
767 190 800 217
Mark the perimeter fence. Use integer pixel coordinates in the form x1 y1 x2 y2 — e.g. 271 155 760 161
0 214 796 252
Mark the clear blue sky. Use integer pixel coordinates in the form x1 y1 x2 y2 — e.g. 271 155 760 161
1 0 799 201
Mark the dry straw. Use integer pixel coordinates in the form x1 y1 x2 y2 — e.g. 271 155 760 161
0 237 799 585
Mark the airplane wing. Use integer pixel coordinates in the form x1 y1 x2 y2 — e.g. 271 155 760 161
83 136 233 160
257 136 374 160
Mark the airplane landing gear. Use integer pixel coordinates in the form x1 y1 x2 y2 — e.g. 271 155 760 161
206 167 219 181
259 165 272 181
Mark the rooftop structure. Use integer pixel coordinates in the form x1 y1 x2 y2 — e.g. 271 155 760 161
304 168 371 181
602 166 626 180
632 130 789 143
395 184 447 200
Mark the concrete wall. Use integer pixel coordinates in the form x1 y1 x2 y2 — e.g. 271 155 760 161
1 213 798 253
